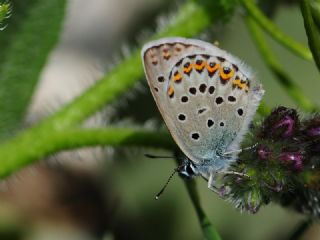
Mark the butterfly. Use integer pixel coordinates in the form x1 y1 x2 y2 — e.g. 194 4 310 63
141 37 264 193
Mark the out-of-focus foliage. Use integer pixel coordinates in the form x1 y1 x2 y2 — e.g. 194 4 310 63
0 0 66 140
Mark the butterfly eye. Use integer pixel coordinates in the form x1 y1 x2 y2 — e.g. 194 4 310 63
186 163 195 176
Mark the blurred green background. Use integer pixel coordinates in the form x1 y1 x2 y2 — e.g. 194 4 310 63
0 0 319 239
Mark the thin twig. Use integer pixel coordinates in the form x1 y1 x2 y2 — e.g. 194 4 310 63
241 0 313 61
246 16 318 112
287 219 313 240
300 0 320 72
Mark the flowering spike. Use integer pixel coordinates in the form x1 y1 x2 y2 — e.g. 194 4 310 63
221 106 320 218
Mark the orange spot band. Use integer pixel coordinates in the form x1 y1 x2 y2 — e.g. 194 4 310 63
173 72 182 82
220 67 234 81
167 85 174 97
207 63 220 73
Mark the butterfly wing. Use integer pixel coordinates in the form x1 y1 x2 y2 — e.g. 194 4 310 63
142 37 264 165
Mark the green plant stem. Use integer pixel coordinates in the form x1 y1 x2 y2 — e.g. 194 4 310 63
310 0 320 29
184 179 222 240
246 16 317 112
300 0 320 72
241 0 313 61
287 219 313 240
0 127 175 177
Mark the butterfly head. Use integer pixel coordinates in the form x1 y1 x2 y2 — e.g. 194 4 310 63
177 158 197 179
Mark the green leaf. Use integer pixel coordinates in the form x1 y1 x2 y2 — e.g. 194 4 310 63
0 0 67 140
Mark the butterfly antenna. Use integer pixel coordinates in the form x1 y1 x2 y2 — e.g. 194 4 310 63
155 168 178 200
144 153 173 159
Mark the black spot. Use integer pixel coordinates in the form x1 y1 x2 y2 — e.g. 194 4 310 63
154 87 158 92
208 86 215 94
228 96 236 102
174 70 179 76
191 132 200 140
198 108 207 114
188 54 196 59
217 56 225 62
199 84 207 93
219 122 225 127
189 87 197 95
175 58 183 67
247 79 251 88
201 54 210 59
223 67 231 74
215 97 224 105
196 59 203 65
232 64 239 71
158 76 165 82
207 119 214 128
178 114 186 121
237 108 244 116
184 62 190 68
181 96 188 103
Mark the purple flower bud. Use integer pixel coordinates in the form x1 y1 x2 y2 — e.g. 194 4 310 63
303 117 320 139
259 107 299 140
257 144 271 160
279 151 304 171
273 115 295 137
306 127 320 137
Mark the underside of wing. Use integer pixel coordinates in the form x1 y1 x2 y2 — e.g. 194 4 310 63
142 38 264 164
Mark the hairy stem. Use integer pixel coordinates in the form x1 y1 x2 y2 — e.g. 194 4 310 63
0 127 176 177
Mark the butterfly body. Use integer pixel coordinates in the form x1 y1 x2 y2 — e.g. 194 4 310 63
142 38 264 190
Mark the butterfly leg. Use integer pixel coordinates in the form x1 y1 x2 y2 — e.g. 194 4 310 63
222 171 250 178
207 174 230 198
207 174 220 194
222 143 258 156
